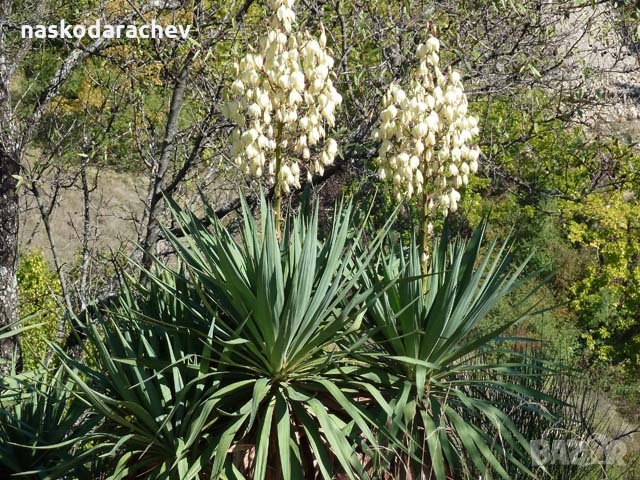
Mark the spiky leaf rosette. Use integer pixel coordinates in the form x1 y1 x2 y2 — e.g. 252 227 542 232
360 220 556 479
159 197 393 479
58 197 395 479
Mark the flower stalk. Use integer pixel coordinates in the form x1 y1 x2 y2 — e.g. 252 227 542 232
222 0 342 241
274 121 284 236
422 193 433 278
373 34 481 275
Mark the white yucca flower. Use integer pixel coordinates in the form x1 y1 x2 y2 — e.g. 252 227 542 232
223 0 342 197
373 35 481 218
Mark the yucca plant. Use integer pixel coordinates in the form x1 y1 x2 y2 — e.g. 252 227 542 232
58 197 394 479
56 271 223 479
0 366 93 479
1 321 91 479
482 351 625 480
157 197 394 479
361 220 555 479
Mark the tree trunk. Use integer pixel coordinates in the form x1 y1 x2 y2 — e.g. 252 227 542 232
0 0 21 372
0 145 21 371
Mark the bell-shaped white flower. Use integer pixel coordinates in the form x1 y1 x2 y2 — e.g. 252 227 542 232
374 33 481 218
224 0 342 196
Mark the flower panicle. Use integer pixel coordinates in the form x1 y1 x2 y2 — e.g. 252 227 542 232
374 35 481 216
223 0 342 194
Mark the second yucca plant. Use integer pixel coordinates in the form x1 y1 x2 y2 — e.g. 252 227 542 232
361 220 554 479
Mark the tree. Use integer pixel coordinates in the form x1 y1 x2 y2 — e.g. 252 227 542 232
0 0 196 366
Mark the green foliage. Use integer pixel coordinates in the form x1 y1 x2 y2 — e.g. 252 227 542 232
17 251 62 371
47 199 580 479
478 351 633 480
464 91 640 374
0 368 93 479
57 275 224 479
564 191 640 368
475 92 639 202
362 220 554 479
57 198 394 479
6 0 640 473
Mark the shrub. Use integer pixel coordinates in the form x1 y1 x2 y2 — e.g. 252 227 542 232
17 251 62 371
361 220 554 479
0 367 93 479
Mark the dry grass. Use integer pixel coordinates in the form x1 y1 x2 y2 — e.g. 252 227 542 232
19 168 147 265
